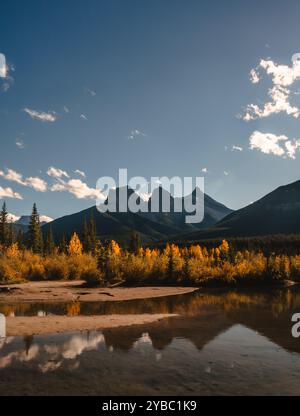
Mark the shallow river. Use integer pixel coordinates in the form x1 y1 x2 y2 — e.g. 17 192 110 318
1 287 300 395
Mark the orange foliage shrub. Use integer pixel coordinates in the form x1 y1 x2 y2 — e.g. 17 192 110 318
1 238 299 287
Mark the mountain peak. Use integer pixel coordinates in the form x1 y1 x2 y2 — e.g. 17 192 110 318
42 188 232 244
181 178 300 240
13 214 54 226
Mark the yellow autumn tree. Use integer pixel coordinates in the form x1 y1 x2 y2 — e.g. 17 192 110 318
190 244 203 259
145 248 152 258
220 239 230 253
219 239 230 261
109 240 121 256
138 247 145 257
181 247 189 258
68 233 83 256
171 244 180 257
214 247 221 264
151 248 159 257
6 242 19 257
164 243 171 256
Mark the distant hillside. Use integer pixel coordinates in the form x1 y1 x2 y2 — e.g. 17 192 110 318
42 206 180 244
11 215 53 233
42 187 233 244
173 179 300 241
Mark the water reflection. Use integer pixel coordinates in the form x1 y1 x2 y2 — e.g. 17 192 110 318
0 314 5 338
1 286 300 318
1 287 300 395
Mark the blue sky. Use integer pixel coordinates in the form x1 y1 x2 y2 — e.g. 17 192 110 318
1 0 300 219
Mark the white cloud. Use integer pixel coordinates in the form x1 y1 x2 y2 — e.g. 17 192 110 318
128 129 146 140
285 139 300 159
26 177 47 192
249 131 287 156
249 131 300 159
0 53 7 78
40 215 54 223
51 178 104 200
23 108 57 122
243 85 300 121
232 145 243 152
224 171 229 176
243 54 300 121
80 114 88 120
7 213 21 222
74 169 86 178
0 168 26 186
244 55 300 161
201 168 208 173
0 168 47 191
0 53 14 92
47 166 69 179
249 68 260 84
259 57 300 87
85 88 96 97
16 139 25 149
0 186 22 200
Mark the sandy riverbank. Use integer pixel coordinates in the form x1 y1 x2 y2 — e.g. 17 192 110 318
5 314 177 337
0 281 197 303
0 281 196 336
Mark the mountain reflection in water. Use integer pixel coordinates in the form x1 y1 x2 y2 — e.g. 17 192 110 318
1 287 300 395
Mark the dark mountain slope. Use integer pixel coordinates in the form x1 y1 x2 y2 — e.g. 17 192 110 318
42 187 233 244
42 206 179 244
173 179 300 241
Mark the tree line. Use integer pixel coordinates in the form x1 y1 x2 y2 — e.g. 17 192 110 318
1 201 300 288
0 202 104 256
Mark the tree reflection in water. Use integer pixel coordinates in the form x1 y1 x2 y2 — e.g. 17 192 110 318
1 287 300 395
